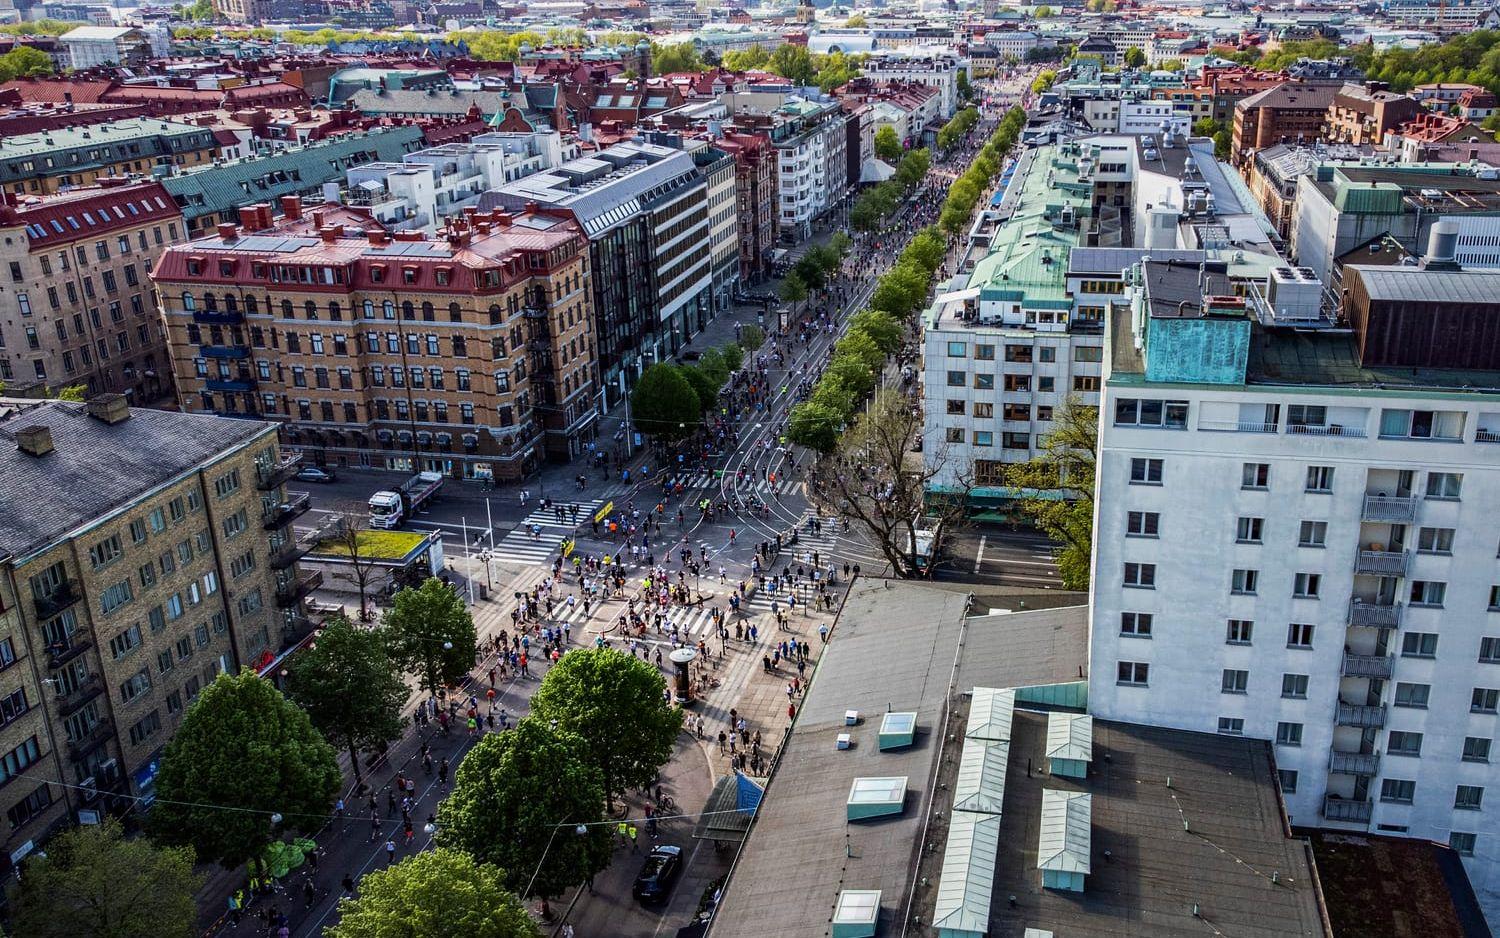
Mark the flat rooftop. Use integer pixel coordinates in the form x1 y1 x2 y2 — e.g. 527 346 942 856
708 579 970 938
1305 830 1491 938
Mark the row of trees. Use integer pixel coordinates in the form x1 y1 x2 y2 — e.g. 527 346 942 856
629 335 752 442
1031 69 1058 95
780 232 853 309
850 147 932 231
938 106 1027 236
935 106 980 152
1193 117 1234 160
719 44 864 92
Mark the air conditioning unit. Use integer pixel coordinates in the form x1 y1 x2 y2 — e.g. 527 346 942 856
80 776 99 802
98 758 120 784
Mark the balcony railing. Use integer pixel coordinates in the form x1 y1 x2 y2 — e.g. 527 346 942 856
206 376 256 392
269 538 312 570
1348 600 1402 629
33 579 81 620
1355 549 1409 577
55 673 104 718
256 452 303 490
46 636 92 670
1342 652 1395 679
1322 795 1373 823
1289 423 1366 438
201 344 250 360
1329 749 1381 776
1477 429 1500 443
275 570 323 607
67 719 113 762
1336 701 1388 728
1199 420 1279 433
1362 494 1417 524
262 492 311 530
192 309 244 325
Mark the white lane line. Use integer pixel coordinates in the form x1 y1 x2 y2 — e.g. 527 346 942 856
974 535 987 574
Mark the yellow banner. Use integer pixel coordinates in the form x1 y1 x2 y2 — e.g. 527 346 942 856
594 500 614 523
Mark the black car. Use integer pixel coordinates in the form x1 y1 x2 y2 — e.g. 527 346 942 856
632 844 682 903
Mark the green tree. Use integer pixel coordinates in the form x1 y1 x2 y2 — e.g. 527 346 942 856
184 0 214 19
1034 4 1053 16
720 340 744 373
874 124 903 162
287 616 408 789
651 41 705 73
779 269 810 307
327 848 539 938
722 44 770 71
631 362 702 440
595 30 648 47
845 13 867 26
849 309 903 354
545 26 589 46
823 354 875 400
768 44 816 85
956 68 973 101
530 648 683 809
11 819 198 938
814 50 863 92
893 148 930 190
0 46 54 82
1193 117 1224 138
697 346 730 386
151 672 340 870
905 227 946 274
1124 46 1147 68
437 720 612 911
738 323 765 351
1031 69 1057 94
382 577 479 697
1003 397 1097 589
680 365 718 414
1213 128 1232 160
833 329 885 374
787 400 844 453
870 263 930 317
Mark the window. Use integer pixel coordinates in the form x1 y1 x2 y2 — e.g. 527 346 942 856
6 783 53 830
1305 466 1334 493
1409 580 1446 607
1426 472 1463 499
972 430 993 447
128 519 147 544
1380 778 1415 804
0 689 29 727
974 373 994 391
1298 521 1327 547
1293 573 1321 599
1396 682 1430 709
1417 527 1455 554
108 623 142 659
1217 717 1244 735
1287 404 1325 429
1123 562 1156 588
1235 517 1263 543
1472 688 1500 714
100 580 133 615
946 370 965 387
1276 722 1303 746
1117 661 1149 685
0 737 41 788
947 341 966 357
1129 458 1163 484
1481 638 1500 663
128 710 161 746
119 668 152 704
1380 408 1464 441
1281 673 1308 698
1287 623 1315 649
1231 569 1258 595
946 428 964 444
89 534 123 568
1491 587 1500 612
1278 769 1298 794
1463 737 1491 763
1388 731 1423 756
946 399 965 415
1127 511 1159 537
1114 398 1188 428
1221 669 1249 694
1120 612 1153 637
1401 632 1438 658
213 468 241 498
1241 462 1269 489
222 509 247 540
1455 785 1484 811
1226 619 1253 644
1450 832 1476 857
975 344 995 360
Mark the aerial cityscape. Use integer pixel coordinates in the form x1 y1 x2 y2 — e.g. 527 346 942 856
1 0 1500 936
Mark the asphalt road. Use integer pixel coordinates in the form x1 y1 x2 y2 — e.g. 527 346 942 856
934 524 1065 589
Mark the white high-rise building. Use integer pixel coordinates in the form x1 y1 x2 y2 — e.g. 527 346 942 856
1089 256 1500 916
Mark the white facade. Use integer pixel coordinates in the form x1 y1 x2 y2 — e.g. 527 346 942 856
986 31 1038 61
60 26 148 69
1090 334 1500 915
863 52 963 119
1117 100 1191 137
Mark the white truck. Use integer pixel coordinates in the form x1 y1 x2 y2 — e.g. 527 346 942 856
369 471 444 529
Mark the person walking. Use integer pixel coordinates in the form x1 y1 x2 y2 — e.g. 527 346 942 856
384 839 397 864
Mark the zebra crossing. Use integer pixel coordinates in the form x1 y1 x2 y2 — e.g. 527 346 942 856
659 473 804 496
533 581 807 640
484 497 604 566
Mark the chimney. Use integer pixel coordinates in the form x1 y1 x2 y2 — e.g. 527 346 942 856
15 425 54 457
237 205 261 231
311 209 326 229
280 194 303 220
367 229 391 246
217 222 239 241
86 393 131 425
319 225 342 243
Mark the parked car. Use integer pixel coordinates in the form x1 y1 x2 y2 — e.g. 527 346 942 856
632 844 683 903
295 465 336 483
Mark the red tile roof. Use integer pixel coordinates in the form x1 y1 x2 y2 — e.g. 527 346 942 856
0 181 180 250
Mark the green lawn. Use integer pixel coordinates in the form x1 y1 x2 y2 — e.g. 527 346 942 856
313 529 427 561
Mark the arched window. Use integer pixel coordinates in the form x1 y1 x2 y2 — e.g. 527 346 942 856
363 299 375 318
382 300 394 319
401 300 414 320
245 295 258 314
281 299 293 318
181 291 196 312
224 293 238 313
202 292 218 312
421 301 434 321
304 300 317 319
449 302 462 322
488 304 502 325
328 300 341 320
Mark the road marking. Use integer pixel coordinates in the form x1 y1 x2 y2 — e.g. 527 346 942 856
974 535 987 574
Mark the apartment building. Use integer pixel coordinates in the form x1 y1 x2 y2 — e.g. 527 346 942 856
694 144 740 316
155 204 597 478
1089 258 1500 915
0 120 218 196
58 26 152 70
862 51 963 119
1325 83 1424 147
722 91 850 244
0 395 310 839
0 181 182 402
485 140 712 405
1231 82 1341 168
713 130 775 283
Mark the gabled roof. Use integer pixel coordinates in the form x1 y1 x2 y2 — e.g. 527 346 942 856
953 737 1009 816
1045 712 1092 763
931 810 1001 933
1037 789 1091 875
965 686 1015 742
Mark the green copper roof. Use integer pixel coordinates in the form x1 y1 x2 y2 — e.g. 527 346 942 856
968 145 1090 311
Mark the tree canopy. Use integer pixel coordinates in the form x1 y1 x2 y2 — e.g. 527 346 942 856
437 719 612 901
287 616 408 787
874 125 903 161
530 648 683 808
11 820 198 938
0 46 53 82
651 41 705 73
1003 397 1097 589
327 848 539 938
382 577 478 696
151 671 340 869
630 362 703 441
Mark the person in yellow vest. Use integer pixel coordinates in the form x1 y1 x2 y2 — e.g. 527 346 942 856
617 820 629 846
627 823 639 852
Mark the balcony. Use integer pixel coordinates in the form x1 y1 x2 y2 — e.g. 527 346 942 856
54 673 104 718
1477 429 1500 443
1347 600 1402 630
206 376 256 392
1288 423 1366 438
275 570 323 607
201 344 250 359
256 452 304 490
1362 494 1417 524
262 492 311 530
67 719 113 762
1322 795 1373 824
45 636 92 670
1355 549 1409 577
192 309 244 325
1329 749 1381 776
279 615 317 650
33 579 81 620
1342 652 1395 679
269 537 312 570
1199 420 1279 433
1336 701 1388 728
